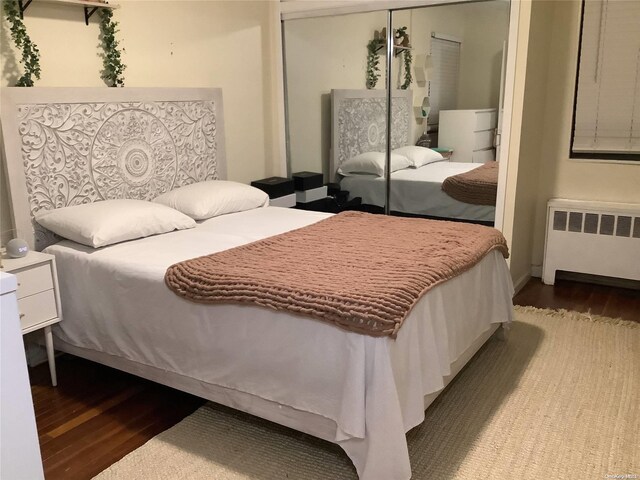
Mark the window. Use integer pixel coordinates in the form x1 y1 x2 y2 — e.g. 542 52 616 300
571 0 640 160
428 33 461 126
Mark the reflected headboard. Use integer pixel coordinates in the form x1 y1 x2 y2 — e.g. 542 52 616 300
1 87 226 251
330 89 412 182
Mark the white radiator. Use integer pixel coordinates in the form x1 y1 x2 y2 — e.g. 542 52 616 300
542 199 640 285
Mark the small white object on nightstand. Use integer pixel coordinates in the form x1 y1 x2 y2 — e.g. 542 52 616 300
1 251 63 387
6 238 29 258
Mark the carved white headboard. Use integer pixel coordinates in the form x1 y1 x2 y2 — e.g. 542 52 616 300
330 89 412 182
1 87 226 251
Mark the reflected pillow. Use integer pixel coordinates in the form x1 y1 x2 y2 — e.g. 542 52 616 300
392 146 444 168
153 180 269 220
35 199 196 248
337 152 412 177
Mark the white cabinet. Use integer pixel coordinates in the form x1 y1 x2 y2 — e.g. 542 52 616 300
2 251 63 386
438 108 498 163
0 272 45 480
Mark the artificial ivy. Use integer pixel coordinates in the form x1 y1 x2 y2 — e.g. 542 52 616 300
396 27 413 90
365 27 413 90
4 0 41 87
366 37 385 89
401 49 413 90
98 8 126 87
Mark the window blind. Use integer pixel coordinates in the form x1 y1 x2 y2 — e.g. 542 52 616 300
428 34 460 125
572 0 640 157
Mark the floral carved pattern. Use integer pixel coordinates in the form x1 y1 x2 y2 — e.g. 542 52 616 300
90 109 178 200
336 97 410 170
17 100 219 250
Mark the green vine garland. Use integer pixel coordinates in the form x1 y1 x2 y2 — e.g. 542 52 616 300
98 8 126 87
4 0 41 87
401 49 413 90
366 37 385 89
365 27 413 90
396 27 412 90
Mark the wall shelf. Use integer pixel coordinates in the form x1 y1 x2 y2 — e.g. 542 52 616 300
374 44 414 57
18 0 118 25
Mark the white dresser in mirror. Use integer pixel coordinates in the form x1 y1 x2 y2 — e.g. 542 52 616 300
438 108 498 163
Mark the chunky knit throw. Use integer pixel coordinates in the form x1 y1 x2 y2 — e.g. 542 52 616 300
442 161 499 206
165 211 509 338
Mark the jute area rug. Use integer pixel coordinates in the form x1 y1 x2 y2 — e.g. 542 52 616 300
94 306 639 480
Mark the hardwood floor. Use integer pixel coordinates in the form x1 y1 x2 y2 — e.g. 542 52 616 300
29 357 204 479
514 277 640 322
28 278 639 479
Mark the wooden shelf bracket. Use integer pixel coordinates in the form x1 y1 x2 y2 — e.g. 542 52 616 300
17 0 34 18
84 6 99 25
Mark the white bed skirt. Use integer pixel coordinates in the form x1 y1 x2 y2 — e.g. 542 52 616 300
55 322 501 479
47 208 514 479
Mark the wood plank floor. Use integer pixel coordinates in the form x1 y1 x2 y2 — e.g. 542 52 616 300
514 277 640 322
29 278 640 479
29 357 205 479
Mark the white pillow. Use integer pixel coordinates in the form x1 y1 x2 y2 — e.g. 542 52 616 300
392 146 444 168
337 152 412 177
153 180 269 220
35 200 196 248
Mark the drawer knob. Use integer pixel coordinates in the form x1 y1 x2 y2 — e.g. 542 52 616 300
19 313 25 318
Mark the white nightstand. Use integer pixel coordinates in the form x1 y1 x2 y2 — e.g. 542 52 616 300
1 251 62 386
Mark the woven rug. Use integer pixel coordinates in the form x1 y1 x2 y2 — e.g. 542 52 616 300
94 306 639 480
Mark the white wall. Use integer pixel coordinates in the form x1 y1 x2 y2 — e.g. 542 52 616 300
457 1 509 110
498 0 532 285
284 9 390 178
526 0 640 272
0 0 281 243
505 0 552 289
284 1 509 178
502 0 640 287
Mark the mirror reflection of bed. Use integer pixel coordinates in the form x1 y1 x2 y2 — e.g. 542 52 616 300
283 0 510 225
332 89 498 224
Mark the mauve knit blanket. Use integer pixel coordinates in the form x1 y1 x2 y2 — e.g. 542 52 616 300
165 211 509 338
442 161 499 206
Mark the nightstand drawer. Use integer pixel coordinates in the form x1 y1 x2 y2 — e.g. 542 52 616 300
14 264 53 299
17 290 58 331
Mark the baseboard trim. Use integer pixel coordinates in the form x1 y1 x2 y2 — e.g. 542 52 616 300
531 265 542 278
513 272 531 295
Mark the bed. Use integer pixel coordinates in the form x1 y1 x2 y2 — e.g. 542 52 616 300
331 89 496 222
340 162 495 222
1 87 514 480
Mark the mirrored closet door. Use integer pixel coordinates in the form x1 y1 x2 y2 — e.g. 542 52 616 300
283 10 390 213
388 1 510 224
282 1 510 224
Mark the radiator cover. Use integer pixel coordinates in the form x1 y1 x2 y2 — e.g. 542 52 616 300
542 199 640 285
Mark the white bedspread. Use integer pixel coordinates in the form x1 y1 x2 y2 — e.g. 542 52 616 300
46 207 513 479
340 161 496 221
